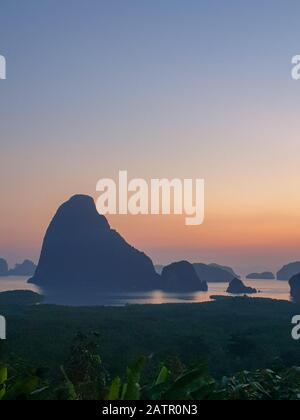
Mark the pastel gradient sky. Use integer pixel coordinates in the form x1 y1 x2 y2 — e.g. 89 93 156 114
1 0 300 274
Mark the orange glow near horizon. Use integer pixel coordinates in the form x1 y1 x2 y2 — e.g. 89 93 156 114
2 189 300 276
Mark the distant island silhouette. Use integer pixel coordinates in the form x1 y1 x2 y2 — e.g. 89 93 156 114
227 278 257 294
9 260 36 276
0 258 8 276
277 262 300 281
193 263 238 283
156 263 239 282
208 263 240 279
246 272 275 280
289 274 300 302
161 261 208 292
0 258 36 277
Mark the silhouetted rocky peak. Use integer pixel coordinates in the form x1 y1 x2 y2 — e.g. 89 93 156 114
227 278 257 294
52 194 110 233
277 262 300 281
29 195 159 299
161 261 208 292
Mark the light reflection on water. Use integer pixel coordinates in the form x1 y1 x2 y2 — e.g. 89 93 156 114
0 277 41 294
0 277 291 306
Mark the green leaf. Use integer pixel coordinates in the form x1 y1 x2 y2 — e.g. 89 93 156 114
0 365 8 399
155 366 170 386
6 375 39 399
121 383 128 400
164 366 214 400
122 381 140 400
126 356 145 384
106 377 121 400
0 366 7 385
59 366 77 401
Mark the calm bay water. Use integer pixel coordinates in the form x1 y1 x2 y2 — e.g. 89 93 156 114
0 276 291 305
0 276 41 294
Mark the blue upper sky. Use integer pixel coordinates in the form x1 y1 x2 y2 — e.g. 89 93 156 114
1 0 300 273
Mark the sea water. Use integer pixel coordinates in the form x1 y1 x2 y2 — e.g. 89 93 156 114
0 277 291 306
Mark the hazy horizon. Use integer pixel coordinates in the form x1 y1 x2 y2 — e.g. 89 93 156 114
2 196 300 277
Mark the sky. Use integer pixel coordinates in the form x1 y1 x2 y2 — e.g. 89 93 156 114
1 0 300 275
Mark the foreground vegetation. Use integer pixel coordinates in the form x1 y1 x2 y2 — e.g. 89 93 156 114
0 295 300 399
1 333 300 400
